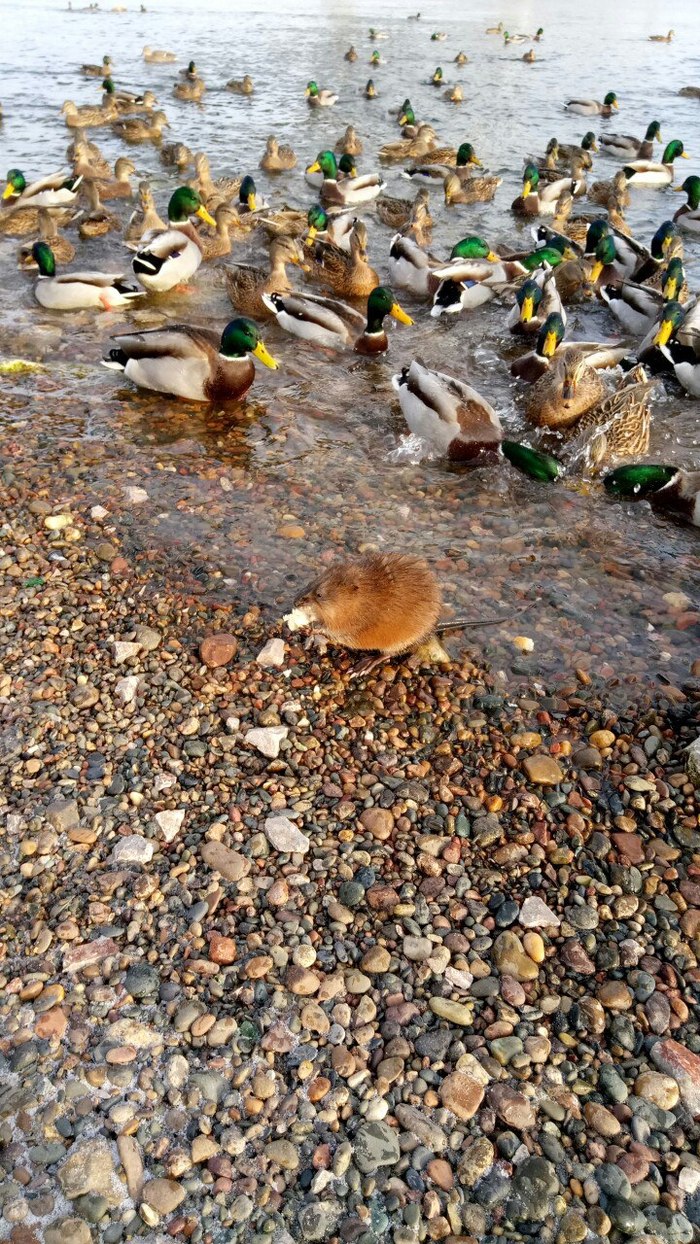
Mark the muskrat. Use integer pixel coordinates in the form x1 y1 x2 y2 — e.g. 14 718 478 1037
286 553 524 675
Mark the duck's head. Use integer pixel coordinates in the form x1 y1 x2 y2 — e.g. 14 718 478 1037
306 204 328 243
651 219 679 258
456 143 482 168
589 233 617 283
365 79 377 98
3 168 26 199
662 257 685 301
581 131 598 152
239 175 257 210
103 55 111 66
220 318 278 369
662 139 689 165
338 154 357 177
501 441 561 483
366 285 413 331
560 349 589 401
432 67 443 83
676 174 700 210
305 80 320 98
535 26 544 35
521 163 540 197
168 186 216 227
584 218 610 255
517 278 544 324
604 91 619 109
399 100 415 125
31 241 56 276
546 137 559 157
102 78 115 94
306 150 337 180
536 311 565 358
604 464 677 498
187 60 196 74
645 120 662 142
652 299 685 348
370 50 380 64
450 235 500 261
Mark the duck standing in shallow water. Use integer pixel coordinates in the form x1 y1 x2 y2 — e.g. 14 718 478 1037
130 186 216 292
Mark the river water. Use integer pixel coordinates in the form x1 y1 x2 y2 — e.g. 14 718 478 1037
1 0 698 704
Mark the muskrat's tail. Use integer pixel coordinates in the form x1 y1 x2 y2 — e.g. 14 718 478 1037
436 600 538 633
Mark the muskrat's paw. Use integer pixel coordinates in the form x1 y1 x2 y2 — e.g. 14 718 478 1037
349 654 387 679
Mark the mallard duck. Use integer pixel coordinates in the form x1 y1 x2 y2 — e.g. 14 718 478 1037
369 27 389 39
74 179 121 238
380 125 436 164
3 169 83 209
364 79 379 99
18 209 75 266
112 110 169 142
583 219 645 281
199 205 239 260
82 55 112 77
160 142 194 171
403 141 482 184
307 150 384 206
444 171 502 205
430 32 446 41
659 309 700 396
69 132 112 180
673 176 700 235
388 234 441 295
61 100 117 128
260 136 297 172
391 359 561 479
430 240 524 317
29 241 144 311
369 51 383 66
92 156 135 199
174 78 205 102
335 126 363 156
225 235 302 318
108 84 158 115
679 86 700 99
307 220 378 297
445 85 463 103
130 186 216 292
506 270 566 336
587 168 631 209
623 139 688 187
262 285 412 353
345 46 358 62
604 464 700 525
305 153 358 189
600 259 686 335
534 28 545 40
306 81 338 107
568 366 654 469
599 121 662 161
629 220 682 285
552 191 593 247
143 45 176 63
512 164 584 218
227 75 254 95
649 29 674 42
430 67 444 85
454 52 468 65
304 205 356 250
376 187 432 235
557 132 598 163
179 60 199 81
125 181 166 242
486 22 504 34
511 312 567 381
233 174 267 216
524 347 607 428
523 50 536 63
102 318 278 401
565 92 619 117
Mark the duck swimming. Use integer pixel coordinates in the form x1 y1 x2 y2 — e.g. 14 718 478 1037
30 241 143 311
262 285 412 353
130 186 216 292
565 91 619 117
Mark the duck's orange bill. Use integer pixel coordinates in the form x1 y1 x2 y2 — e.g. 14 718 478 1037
253 340 279 369
390 303 413 325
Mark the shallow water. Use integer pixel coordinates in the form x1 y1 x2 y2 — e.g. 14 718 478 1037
1 0 698 703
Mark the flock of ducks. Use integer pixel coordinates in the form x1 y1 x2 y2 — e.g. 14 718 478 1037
1 19 699 527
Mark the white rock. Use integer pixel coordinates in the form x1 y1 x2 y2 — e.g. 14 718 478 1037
512 635 534 653
113 641 141 665
687 737 700 789
91 505 109 520
283 606 313 632
246 726 288 758
519 896 561 928
663 591 691 611
115 675 141 704
679 1167 700 1194
155 809 185 841
444 966 474 992
264 815 310 854
225 716 240 734
44 513 72 530
153 774 177 792
165 1054 189 1090
112 835 154 865
256 638 286 667
124 486 149 504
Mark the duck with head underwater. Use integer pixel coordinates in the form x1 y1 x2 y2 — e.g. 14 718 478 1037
604 463 700 525
30 240 144 311
102 317 278 402
391 359 562 479
130 186 216 293
262 284 412 353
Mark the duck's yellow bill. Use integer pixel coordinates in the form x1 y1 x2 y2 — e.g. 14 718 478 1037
247 193 256 211
253 340 279 369
304 87 311 96
589 260 604 284
613 100 620 108
487 250 500 262
673 185 686 191
398 113 408 125
521 180 532 198
347 164 357 176
470 155 483 166
665 278 678 299
590 140 599 152
521 296 534 321
543 330 559 357
681 151 690 158
304 230 317 246
2 184 15 200
196 205 217 227
390 303 413 325
654 318 675 348
307 161 321 174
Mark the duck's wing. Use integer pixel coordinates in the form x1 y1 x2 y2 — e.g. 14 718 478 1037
268 291 365 334
109 325 219 359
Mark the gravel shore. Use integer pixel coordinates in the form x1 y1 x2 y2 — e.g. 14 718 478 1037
1 433 700 1244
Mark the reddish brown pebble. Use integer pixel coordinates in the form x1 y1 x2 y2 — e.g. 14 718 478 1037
208 933 237 965
200 633 239 668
